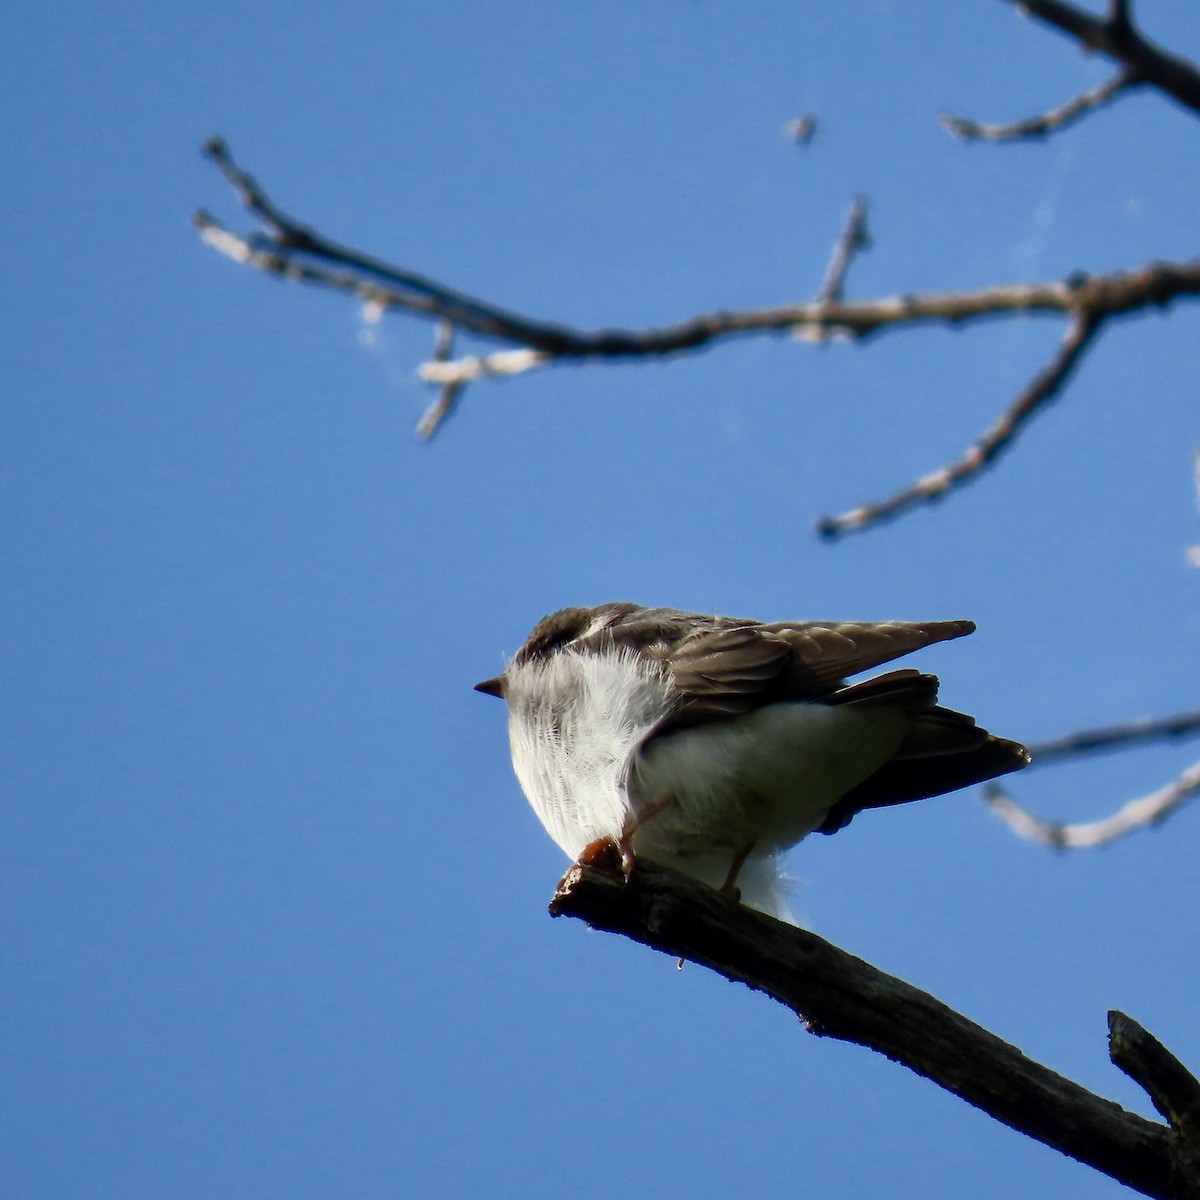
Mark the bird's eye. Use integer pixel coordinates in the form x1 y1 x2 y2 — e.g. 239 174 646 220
537 627 581 654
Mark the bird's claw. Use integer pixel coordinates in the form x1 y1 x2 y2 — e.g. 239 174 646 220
577 838 626 876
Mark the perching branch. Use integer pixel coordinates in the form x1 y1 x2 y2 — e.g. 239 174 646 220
550 856 1200 1199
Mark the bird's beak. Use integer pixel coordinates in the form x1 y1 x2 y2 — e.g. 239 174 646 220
474 675 506 698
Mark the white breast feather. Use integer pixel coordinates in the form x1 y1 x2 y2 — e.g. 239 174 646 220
504 648 672 858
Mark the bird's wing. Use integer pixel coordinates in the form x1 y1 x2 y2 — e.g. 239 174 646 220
649 618 976 729
818 722 1030 832
759 619 976 690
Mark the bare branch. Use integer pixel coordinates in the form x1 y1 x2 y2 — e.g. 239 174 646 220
1111 1012 1200 1147
949 1 1200 142
415 381 465 441
197 141 1200 530
196 140 569 350
196 141 1200 361
1106 0 1134 42
1002 0 1200 118
987 710 1200 847
815 195 870 305
984 662 1200 851
550 857 1186 1199
985 757 1200 849
941 69 1139 142
814 310 1102 538
1025 710 1200 765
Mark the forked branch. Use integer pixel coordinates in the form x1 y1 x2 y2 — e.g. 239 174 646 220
550 856 1200 1198
1013 0 1200 115
195 138 1200 532
985 709 1200 849
946 0 1200 142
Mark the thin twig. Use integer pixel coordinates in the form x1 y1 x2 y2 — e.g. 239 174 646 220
815 196 870 305
987 709 1200 847
198 137 565 347
941 69 1139 142
814 310 1102 537
415 321 466 440
985 758 1200 849
415 382 464 441
550 858 1182 1199
1025 710 1200 765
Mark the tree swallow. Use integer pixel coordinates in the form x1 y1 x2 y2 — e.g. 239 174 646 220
476 602 1028 919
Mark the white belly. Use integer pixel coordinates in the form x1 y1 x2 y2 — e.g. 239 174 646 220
628 701 910 857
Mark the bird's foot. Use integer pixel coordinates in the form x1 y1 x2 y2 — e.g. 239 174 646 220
577 838 624 875
615 794 680 882
717 841 756 906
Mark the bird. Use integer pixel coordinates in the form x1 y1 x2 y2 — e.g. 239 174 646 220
475 602 1029 920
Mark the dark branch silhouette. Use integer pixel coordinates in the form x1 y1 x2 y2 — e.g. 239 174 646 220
550 856 1200 1199
944 0 1200 143
1111 1011 1200 1156
1025 710 1200 765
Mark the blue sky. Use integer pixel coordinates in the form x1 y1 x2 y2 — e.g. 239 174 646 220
3 3 1199 1198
